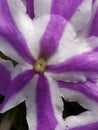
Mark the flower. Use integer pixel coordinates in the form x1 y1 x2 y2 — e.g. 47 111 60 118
0 58 14 95
23 0 91 32
0 0 98 130
24 0 98 37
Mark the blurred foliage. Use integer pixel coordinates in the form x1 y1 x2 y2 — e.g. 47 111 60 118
0 51 18 66
0 102 28 130
0 51 28 130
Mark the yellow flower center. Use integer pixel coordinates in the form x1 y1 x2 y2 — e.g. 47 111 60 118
33 58 47 73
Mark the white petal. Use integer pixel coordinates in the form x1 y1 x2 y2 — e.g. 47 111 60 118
8 0 35 58
78 0 98 38
28 15 50 59
0 58 14 95
0 36 25 64
46 71 87 83
47 22 76 65
8 0 50 59
45 74 64 123
25 75 39 130
20 0 26 5
12 63 32 79
70 0 92 32
0 58 14 75
34 0 51 17
47 24 96 65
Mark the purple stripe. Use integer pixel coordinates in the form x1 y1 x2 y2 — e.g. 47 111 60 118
70 122 98 130
0 63 11 95
36 75 58 130
51 0 83 20
26 0 35 19
47 50 98 73
0 0 34 64
92 0 96 4
0 70 35 110
89 7 98 36
58 78 98 103
40 15 66 59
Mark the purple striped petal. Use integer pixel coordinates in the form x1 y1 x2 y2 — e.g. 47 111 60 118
0 59 13 95
89 5 98 36
34 0 82 19
47 50 98 74
58 78 98 103
70 122 98 130
0 0 34 64
29 15 76 60
58 81 98 129
77 0 98 37
51 0 83 20
36 75 58 130
23 0 92 35
25 0 35 19
69 0 92 32
0 70 34 112
93 0 96 3
21 0 35 19
47 71 87 84
25 75 39 130
40 15 66 59
25 75 63 130
34 0 92 32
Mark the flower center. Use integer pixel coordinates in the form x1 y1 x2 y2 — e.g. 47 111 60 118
33 58 47 73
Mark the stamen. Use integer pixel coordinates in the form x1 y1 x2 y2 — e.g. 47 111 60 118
33 58 47 73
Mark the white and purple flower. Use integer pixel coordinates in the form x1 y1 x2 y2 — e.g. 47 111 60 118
0 58 14 96
0 0 98 130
